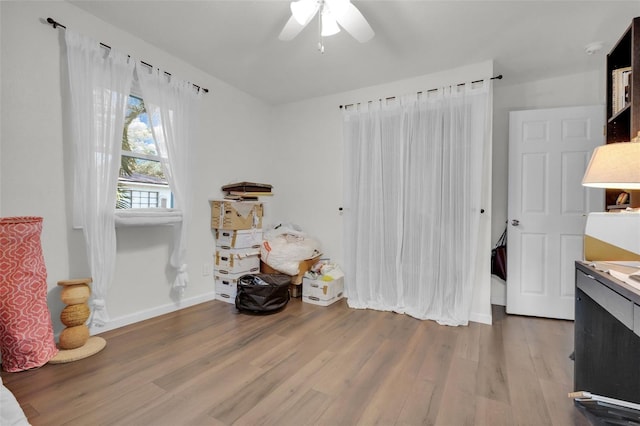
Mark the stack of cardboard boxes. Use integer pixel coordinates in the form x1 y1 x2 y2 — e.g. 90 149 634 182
210 200 264 303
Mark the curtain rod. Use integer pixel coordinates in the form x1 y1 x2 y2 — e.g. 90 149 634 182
45 17 209 94
339 74 502 109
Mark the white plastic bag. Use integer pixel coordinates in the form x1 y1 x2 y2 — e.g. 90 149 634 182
260 223 321 275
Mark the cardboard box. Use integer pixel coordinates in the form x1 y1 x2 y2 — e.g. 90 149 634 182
214 248 260 274
210 200 263 230
290 283 303 298
215 229 263 249
214 273 241 304
584 212 640 261
302 276 344 306
260 255 321 285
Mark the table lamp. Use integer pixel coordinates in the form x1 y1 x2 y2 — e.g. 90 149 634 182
581 139 640 262
582 140 640 208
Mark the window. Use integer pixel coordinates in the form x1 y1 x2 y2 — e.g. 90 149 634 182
117 94 173 209
121 190 159 208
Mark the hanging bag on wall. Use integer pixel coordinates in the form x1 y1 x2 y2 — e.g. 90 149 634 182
491 227 507 281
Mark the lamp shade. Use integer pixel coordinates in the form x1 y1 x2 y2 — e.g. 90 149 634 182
582 142 640 190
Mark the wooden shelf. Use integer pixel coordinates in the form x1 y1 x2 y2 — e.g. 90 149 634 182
608 104 631 124
606 17 639 133
607 204 631 211
605 17 639 207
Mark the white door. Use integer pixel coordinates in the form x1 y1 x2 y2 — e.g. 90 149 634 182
506 106 604 319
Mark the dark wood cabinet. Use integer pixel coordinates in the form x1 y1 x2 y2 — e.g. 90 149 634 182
605 17 640 208
574 262 640 404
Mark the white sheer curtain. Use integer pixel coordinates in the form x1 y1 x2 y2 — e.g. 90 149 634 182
136 63 202 296
65 30 134 326
343 81 492 326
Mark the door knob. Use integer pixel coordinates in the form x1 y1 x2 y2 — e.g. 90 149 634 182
512 219 520 226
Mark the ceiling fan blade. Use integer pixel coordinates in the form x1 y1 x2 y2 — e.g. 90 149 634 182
279 15 307 41
291 0 320 26
334 2 374 43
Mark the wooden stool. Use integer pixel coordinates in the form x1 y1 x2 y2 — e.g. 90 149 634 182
48 278 106 364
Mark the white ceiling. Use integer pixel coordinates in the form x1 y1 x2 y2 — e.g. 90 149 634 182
69 0 640 105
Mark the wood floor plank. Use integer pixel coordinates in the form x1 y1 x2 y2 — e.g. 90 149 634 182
125 364 265 426
119 392 228 426
433 355 478 426
502 315 554 426
523 317 574 386
62 382 167 425
232 350 335 425
401 321 458 424
0 299 591 426
310 312 390 396
474 395 515 426
264 388 333 426
475 313 510 404
318 338 404 425
151 309 296 391
395 378 437 426
356 321 433 425
539 378 591 426
248 303 360 370
454 320 482 363
23 359 157 419
414 322 457 384
207 321 359 425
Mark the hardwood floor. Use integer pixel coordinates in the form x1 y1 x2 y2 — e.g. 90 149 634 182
1 299 590 426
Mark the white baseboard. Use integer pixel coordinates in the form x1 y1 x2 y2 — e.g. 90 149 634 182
469 311 492 325
491 276 506 306
86 290 493 335
90 291 217 335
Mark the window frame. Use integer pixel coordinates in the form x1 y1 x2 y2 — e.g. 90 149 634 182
114 85 181 227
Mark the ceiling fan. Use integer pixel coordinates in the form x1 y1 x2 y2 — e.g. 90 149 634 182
279 0 374 51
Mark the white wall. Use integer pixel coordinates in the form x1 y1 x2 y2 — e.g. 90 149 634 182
270 61 496 324
490 69 605 305
1 1 608 332
0 1 275 334
269 65 606 315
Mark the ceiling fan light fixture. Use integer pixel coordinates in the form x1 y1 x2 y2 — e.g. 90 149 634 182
280 0 373 45
325 0 349 20
291 0 319 26
321 9 341 37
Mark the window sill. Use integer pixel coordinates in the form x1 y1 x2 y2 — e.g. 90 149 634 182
114 208 182 227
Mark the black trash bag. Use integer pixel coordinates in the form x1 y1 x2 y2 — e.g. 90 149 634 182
235 273 291 313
